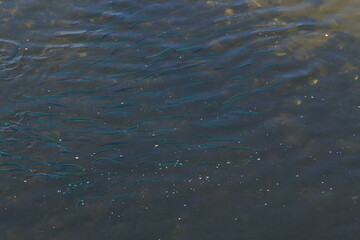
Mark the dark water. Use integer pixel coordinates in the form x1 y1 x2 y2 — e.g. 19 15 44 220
0 0 359 239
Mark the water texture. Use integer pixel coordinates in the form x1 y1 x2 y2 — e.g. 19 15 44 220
0 0 359 239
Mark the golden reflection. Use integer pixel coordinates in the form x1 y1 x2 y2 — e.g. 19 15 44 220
225 8 234 15
309 79 318 85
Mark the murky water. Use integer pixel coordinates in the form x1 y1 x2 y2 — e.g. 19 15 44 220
0 0 359 239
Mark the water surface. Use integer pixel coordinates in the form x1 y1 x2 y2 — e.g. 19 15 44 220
0 0 359 239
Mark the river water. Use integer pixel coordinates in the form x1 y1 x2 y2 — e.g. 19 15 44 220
0 0 359 239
